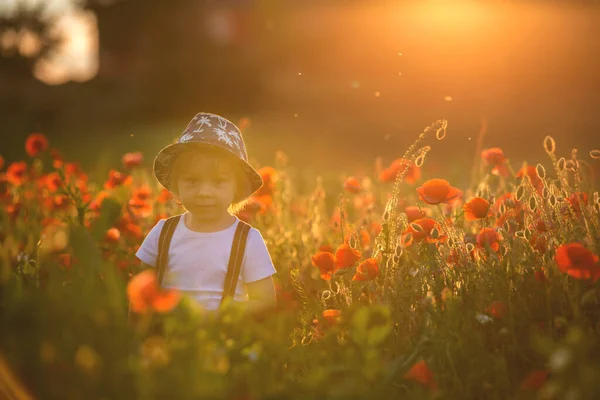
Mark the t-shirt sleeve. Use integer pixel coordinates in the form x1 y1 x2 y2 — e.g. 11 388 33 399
135 219 166 267
242 228 277 283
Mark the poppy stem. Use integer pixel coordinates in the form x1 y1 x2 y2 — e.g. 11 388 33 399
339 194 345 244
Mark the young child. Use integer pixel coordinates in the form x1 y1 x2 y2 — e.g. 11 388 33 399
135 112 276 316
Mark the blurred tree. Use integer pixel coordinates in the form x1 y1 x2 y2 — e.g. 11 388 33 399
0 2 66 129
84 0 264 123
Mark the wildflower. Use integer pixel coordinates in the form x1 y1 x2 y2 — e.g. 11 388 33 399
519 369 549 391
6 161 28 186
44 195 71 212
485 300 507 319
481 148 510 177
555 243 600 281
334 244 361 269
104 170 133 190
476 228 501 252
129 199 153 218
122 152 143 169
311 251 337 280
50 148 63 168
517 165 544 194
255 166 276 196
566 192 588 214
404 360 437 390
157 188 173 204
416 179 462 205
127 270 181 313
404 206 427 223
132 186 152 202
463 197 491 221
481 147 505 166
105 228 121 243
352 258 379 282
353 192 375 210
343 176 361 193
322 309 341 325
25 133 49 157
41 172 63 192
529 234 548 254
402 218 444 245
89 191 111 212
379 158 420 184
57 253 74 269
534 267 547 283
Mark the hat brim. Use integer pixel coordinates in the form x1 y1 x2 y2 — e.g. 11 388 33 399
153 142 263 199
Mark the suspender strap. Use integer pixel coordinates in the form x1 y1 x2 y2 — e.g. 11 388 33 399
220 221 251 306
155 214 251 305
156 215 181 286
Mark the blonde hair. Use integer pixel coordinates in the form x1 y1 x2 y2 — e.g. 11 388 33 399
169 144 251 214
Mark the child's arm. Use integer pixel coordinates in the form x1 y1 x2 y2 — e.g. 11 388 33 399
245 275 276 316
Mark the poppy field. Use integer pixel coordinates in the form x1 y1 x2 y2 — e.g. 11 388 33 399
1 120 600 399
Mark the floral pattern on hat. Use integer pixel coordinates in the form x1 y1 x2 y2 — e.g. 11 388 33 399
153 113 262 199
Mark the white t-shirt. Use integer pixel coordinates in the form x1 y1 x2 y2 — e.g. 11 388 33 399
135 212 276 311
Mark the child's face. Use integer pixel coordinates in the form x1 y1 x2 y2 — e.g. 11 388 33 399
175 155 237 222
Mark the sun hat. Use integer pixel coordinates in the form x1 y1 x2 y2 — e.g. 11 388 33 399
153 112 263 199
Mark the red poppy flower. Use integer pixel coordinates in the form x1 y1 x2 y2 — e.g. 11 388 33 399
105 228 121 243
529 234 548 254
485 300 507 319
352 258 379 282
379 158 421 184
6 161 28 186
463 197 491 221
311 251 337 280
334 244 361 269
127 270 181 313
322 309 341 325
516 165 544 193
44 195 71 212
370 222 382 236
555 243 600 281
157 188 173 204
476 228 501 252
255 166 276 196
566 192 588 214
104 170 133 190
343 176 361 194
534 267 547 283
131 186 152 202
50 148 63 168
519 369 549 391
416 179 462 205
405 206 427 223
89 191 111 212
404 360 437 390
402 218 444 245
57 253 74 269
25 133 49 157
40 172 63 192
128 198 153 218
115 215 144 240
481 147 506 166
122 152 143 169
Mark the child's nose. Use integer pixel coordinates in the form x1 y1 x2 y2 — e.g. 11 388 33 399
195 181 214 195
